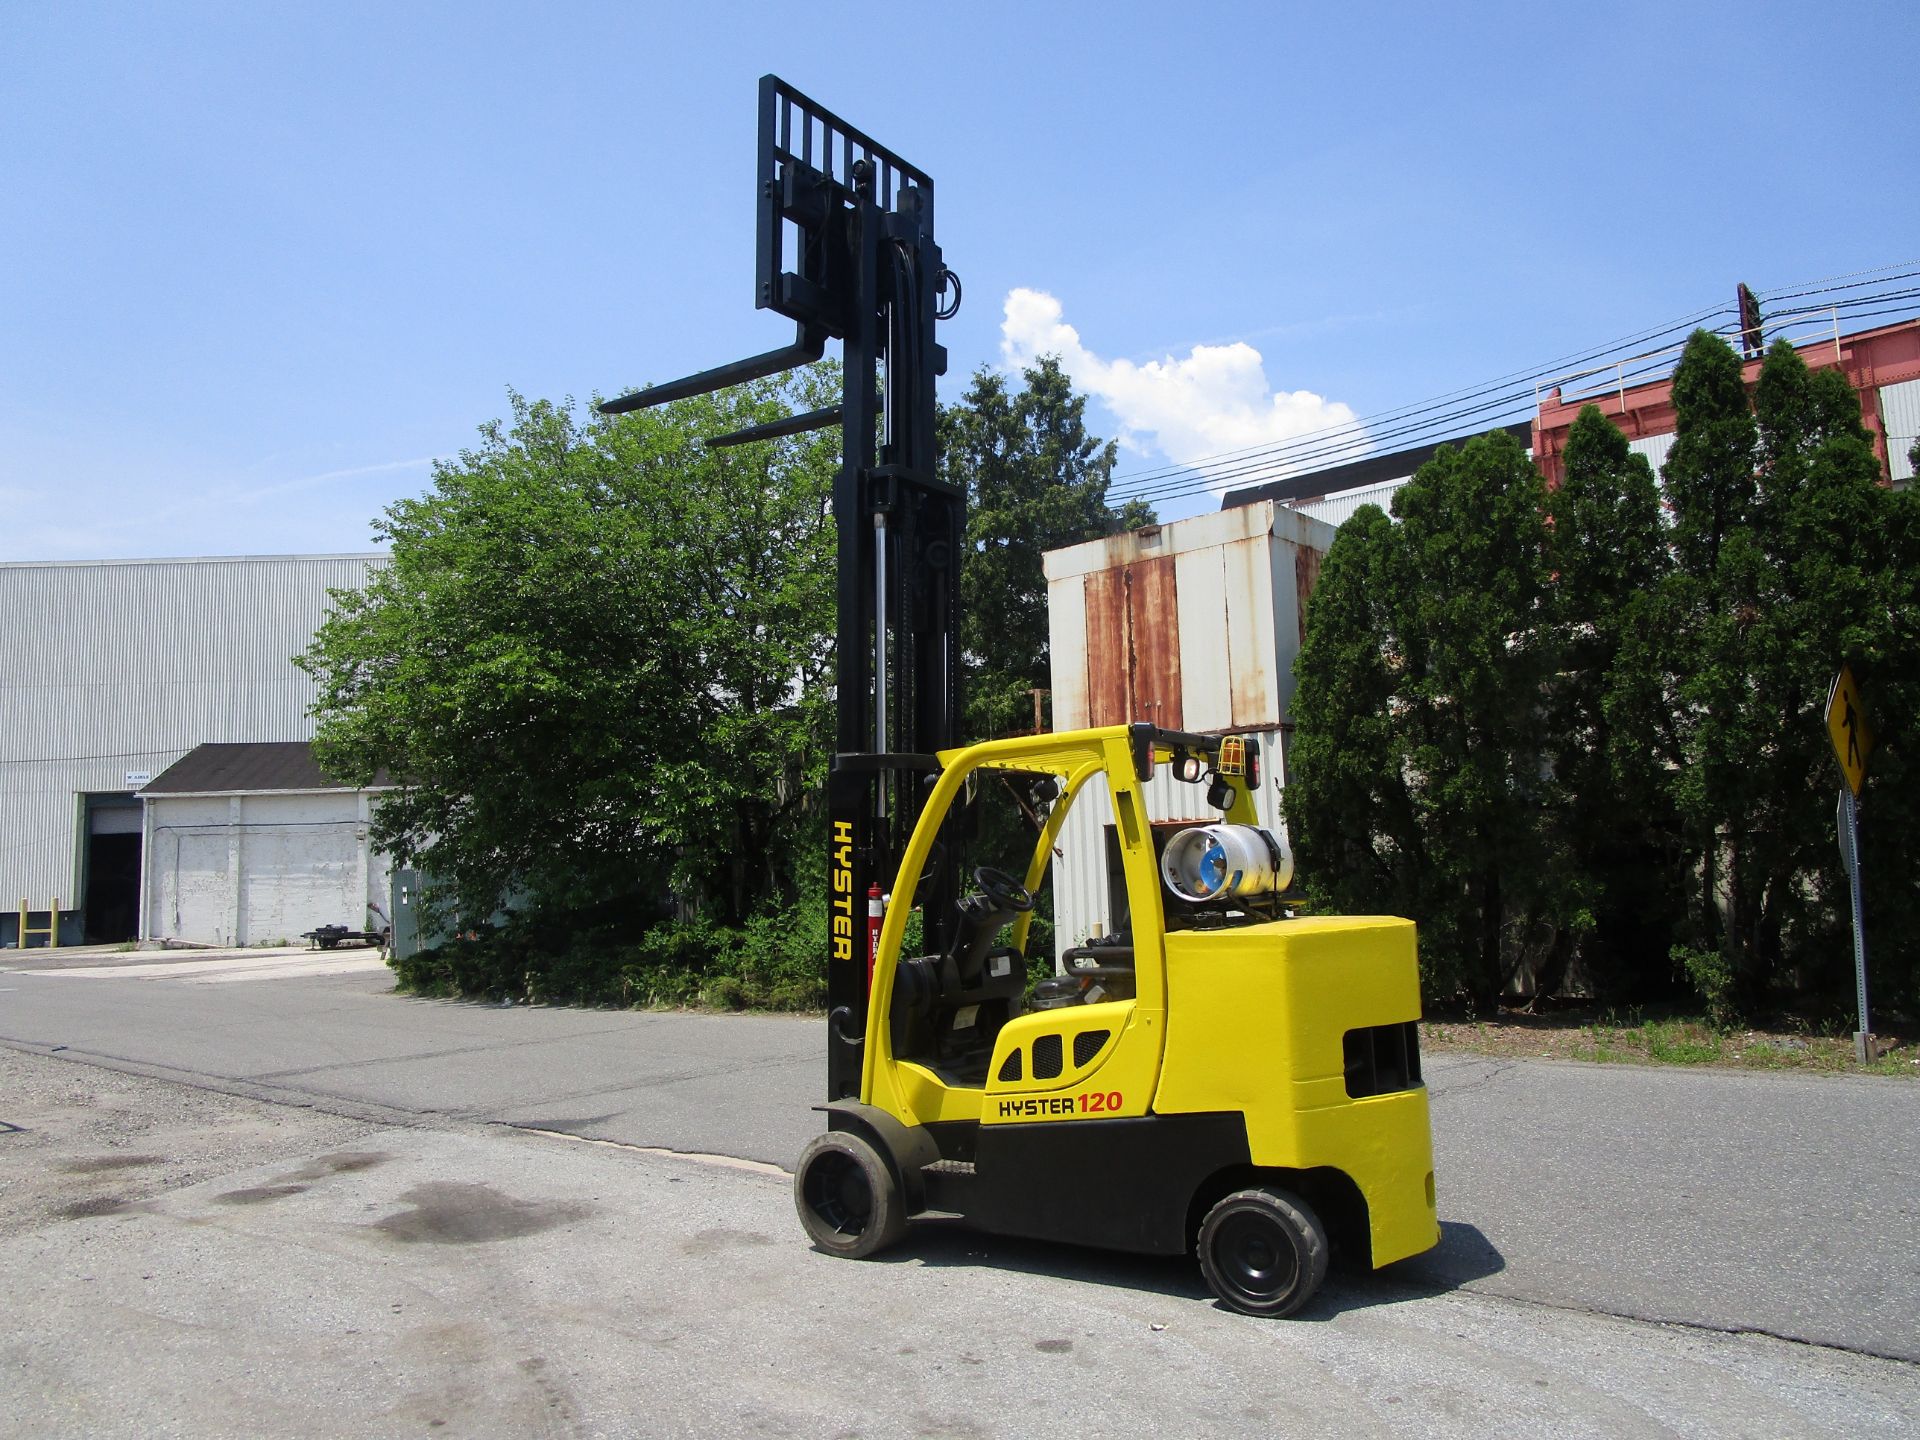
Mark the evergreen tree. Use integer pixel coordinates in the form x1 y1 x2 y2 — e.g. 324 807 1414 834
1655 332 1919 1018
1546 406 1683 996
1751 346 1918 1012
1389 429 1575 1003
1287 504 1420 922
1866 472 1920 1014
1650 331 1768 1015
1290 430 1574 1005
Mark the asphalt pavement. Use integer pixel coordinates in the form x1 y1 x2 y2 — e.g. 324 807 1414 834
3 942 1918 1408
5 1044 1917 1440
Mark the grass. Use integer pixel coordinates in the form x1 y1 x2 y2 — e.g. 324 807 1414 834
1421 1008 1916 1078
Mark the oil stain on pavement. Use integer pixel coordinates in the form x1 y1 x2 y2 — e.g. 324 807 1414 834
60 1154 165 1174
216 1184 309 1205
370 1182 591 1245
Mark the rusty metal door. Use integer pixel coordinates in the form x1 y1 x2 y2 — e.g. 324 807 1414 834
1085 557 1183 729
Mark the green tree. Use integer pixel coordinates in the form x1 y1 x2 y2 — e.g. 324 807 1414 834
298 373 840 937
1290 430 1575 1005
1389 429 1577 1003
1286 504 1421 921
940 356 1152 739
1653 331 1919 1018
1545 406 1683 996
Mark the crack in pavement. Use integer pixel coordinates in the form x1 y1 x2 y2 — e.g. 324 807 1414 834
242 1017 781 1081
468 1050 816 1121
498 1123 791 1178
1427 1056 1519 1099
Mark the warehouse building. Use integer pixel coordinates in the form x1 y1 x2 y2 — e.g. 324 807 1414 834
0 554 383 948
140 741 392 949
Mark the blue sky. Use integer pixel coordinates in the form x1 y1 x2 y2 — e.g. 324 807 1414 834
4 1 1916 559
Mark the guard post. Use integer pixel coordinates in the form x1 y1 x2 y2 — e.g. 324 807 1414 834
18 897 60 950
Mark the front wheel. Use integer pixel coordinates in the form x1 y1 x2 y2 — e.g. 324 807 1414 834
1197 1187 1328 1317
793 1130 906 1259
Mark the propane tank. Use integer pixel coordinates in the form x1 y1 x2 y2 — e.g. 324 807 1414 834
1160 824 1294 904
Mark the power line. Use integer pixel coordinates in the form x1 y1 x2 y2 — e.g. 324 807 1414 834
1104 300 1734 497
1756 260 1920 304
1101 267 1920 511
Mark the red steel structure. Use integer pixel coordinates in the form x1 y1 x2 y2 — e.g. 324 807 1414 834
1532 318 1920 488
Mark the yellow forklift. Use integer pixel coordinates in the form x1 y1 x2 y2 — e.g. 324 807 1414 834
603 77 1436 1316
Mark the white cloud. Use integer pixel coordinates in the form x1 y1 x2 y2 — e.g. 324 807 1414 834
998 288 1366 488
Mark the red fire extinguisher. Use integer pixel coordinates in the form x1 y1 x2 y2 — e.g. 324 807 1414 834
866 882 884 990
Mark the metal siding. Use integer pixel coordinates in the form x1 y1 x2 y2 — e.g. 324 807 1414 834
1052 771 1114 961
1626 431 1677 479
0 556 383 907
1083 568 1129 728
1881 380 1920 482
1128 557 1183 731
1173 547 1231 731
1293 545 1323 646
1045 573 1090 731
1286 477 1410 528
1272 538 1320 726
1221 538 1277 729
1041 504 1327 964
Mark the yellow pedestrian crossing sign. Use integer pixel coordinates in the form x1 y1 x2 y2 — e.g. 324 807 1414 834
1826 664 1873 798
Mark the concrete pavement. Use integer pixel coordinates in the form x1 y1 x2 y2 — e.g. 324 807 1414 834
5 1045 1916 1440
4 944 1918 1365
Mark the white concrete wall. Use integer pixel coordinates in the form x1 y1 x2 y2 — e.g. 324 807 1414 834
143 790 389 947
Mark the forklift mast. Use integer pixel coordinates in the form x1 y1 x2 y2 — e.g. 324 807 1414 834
600 76 961 1100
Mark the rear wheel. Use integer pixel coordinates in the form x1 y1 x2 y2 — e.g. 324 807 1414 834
793 1130 906 1259
1197 1187 1328 1317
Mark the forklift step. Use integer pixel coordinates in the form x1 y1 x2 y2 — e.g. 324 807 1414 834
918 1157 977 1215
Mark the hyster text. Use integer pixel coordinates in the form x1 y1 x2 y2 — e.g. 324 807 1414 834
996 1091 1124 1119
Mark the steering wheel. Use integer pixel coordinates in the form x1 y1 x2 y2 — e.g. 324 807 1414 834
973 865 1035 913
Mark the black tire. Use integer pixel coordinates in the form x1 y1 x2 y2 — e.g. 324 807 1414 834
793 1130 906 1259
1197 1186 1329 1317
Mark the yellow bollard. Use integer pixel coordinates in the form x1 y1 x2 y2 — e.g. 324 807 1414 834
18 897 58 949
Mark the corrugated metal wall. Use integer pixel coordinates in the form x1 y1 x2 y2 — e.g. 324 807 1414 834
1882 379 1920 483
0 555 383 911
1044 503 1336 735
1042 506 1329 967
1626 431 1678 478
1287 476 1411 528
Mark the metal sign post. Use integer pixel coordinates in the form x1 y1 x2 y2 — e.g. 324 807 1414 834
1834 788 1871 1063
1825 664 1874 1063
